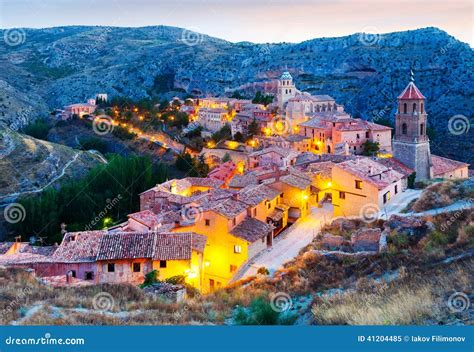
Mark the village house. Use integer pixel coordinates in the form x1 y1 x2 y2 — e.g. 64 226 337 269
197 107 229 133
298 112 392 155
62 102 96 120
248 147 299 170
96 231 206 290
331 157 405 217
431 155 469 179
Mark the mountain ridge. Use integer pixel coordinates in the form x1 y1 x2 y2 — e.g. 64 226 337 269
0 25 472 162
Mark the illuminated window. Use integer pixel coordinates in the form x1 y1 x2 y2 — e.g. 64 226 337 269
230 265 237 273
383 191 391 204
355 180 362 189
133 263 141 273
234 245 242 254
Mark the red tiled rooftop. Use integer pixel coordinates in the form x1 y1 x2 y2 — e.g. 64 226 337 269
431 155 469 177
335 157 404 190
397 81 425 100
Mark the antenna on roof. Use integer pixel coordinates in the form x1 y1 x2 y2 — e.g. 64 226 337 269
410 69 415 82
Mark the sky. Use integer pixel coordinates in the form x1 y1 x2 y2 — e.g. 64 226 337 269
0 0 472 46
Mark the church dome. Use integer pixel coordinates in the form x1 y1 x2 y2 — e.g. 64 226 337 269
280 71 292 80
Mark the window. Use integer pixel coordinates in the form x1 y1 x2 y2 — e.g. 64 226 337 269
107 263 115 273
421 103 424 114
413 103 417 113
365 131 369 138
355 180 362 189
267 203 271 209
234 245 242 254
402 123 407 135
209 279 215 290
232 218 236 226
420 123 424 135
403 103 407 114
356 134 360 139
383 191 391 204
133 263 141 273
160 260 167 268
395 185 398 194
339 191 346 199
280 193 284 198
253 208 257 217
69 270 76 278
69 235 76 242
230 265 237 273
205 219 210 226
85 272 94 280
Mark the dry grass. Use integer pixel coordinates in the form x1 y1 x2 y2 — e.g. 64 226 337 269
411 180 472 212
312 263 472 325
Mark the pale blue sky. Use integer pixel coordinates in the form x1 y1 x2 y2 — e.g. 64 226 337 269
0 0 472 45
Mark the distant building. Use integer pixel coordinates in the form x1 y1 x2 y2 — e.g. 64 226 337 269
197 108 229 133
62 102 96 120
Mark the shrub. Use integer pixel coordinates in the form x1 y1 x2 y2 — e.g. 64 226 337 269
233 297 296 325
78 136 108 154
257 267 269 276
23 120 50 140
165 275 186 285
140 270 159 288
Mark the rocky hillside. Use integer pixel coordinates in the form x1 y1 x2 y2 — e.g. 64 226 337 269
0 127 101 205
0 26 472 162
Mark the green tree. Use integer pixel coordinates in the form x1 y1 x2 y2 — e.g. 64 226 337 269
247 118 260 136
23 120 50 140
222 153 231 163
361 140 380 156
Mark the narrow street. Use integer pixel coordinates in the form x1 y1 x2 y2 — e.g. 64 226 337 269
233 203 333 281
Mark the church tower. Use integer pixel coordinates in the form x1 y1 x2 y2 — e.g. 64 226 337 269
392 72 432 181
277 71 296 110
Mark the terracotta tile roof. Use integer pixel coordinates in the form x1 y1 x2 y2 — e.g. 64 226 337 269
19 244 57 256
335 157 404 190
299 118 329 129
238 184 281 207
279 173 312 190
230 217 274 242
97 232 155 261
286 134 310 142
431 155 469 176
128 210 161 229
53 231 105 263
211 197 248 218
185 177 224 188
397 81 425 100
306 161 336 178
153 232 206 260
228 172 259 188
377 157 414 177
249 146 299 159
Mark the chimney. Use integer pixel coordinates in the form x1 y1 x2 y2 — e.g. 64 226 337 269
66 271 73 284
368 165 373 175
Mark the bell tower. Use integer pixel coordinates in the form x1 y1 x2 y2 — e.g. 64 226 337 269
393 71 432 181
277 71 296 110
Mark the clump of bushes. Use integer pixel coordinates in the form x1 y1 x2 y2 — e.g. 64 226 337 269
233 297 296 325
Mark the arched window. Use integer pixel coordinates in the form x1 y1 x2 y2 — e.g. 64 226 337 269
420 123 424 135
421 103 424 114
413 103 417 113
403 103 407 114
402 123 407 135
